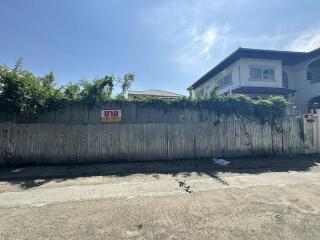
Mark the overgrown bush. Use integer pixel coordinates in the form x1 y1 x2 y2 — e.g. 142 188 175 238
0 60 135 114
0 60 288 123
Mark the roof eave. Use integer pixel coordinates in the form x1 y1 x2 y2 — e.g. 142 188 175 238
188 47 242 90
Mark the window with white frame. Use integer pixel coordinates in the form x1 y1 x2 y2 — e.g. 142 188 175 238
250 66 275 81
217 72 232 89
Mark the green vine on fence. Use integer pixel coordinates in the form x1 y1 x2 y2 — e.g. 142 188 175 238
0 60 288 123
127 94 288 123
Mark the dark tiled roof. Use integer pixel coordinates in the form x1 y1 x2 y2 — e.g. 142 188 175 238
232 86 296 94
189 47 320 89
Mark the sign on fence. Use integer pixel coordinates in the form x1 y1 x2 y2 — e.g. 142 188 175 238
304 113 317 123
101 110 121 123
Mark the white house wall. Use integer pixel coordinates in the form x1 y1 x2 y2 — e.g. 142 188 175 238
282 66 295 89
289 56 320 106
194 58 283 98
238 58 283 88
195 60 241 97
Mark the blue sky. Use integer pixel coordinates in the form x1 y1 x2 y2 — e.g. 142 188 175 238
1 0 320 95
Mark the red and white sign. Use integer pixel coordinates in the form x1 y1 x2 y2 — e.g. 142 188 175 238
101 110 121 123
304 113 318 123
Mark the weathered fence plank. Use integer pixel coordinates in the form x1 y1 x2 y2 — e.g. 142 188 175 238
0 104 310 166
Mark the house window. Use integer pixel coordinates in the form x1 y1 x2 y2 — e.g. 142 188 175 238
282 71 289 88
263 69 275 80
217 72 233 89
250 68 262 80
307 59 320 84
307 71 313 82
308 71 320 84
250 66 275 81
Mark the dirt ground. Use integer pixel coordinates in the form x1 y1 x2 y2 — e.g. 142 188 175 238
0 155 320 240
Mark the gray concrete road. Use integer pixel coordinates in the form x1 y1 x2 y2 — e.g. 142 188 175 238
0 155 320 239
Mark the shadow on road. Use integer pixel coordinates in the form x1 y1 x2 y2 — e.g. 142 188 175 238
0 154 319 189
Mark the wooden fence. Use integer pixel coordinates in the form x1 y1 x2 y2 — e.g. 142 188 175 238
0 103 309 166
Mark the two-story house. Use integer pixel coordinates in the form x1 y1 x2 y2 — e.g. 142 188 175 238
188 47 320 108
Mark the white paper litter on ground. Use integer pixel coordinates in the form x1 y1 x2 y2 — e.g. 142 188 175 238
213 159 230 166
11 168 24 173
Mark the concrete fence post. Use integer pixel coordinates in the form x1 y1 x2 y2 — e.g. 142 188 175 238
303 109 320 154
315 110 320 153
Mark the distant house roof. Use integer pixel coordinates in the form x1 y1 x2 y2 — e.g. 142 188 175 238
128 89 185 98
189 47 320 89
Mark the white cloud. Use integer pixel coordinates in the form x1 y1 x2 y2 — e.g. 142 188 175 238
175 25 230 68
141 0 320 77
141 0 231 72
289 27 320 52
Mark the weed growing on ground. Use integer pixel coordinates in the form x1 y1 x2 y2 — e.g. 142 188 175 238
176 179 192 193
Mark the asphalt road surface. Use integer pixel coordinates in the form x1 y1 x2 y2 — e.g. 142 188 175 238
0 155 320 240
